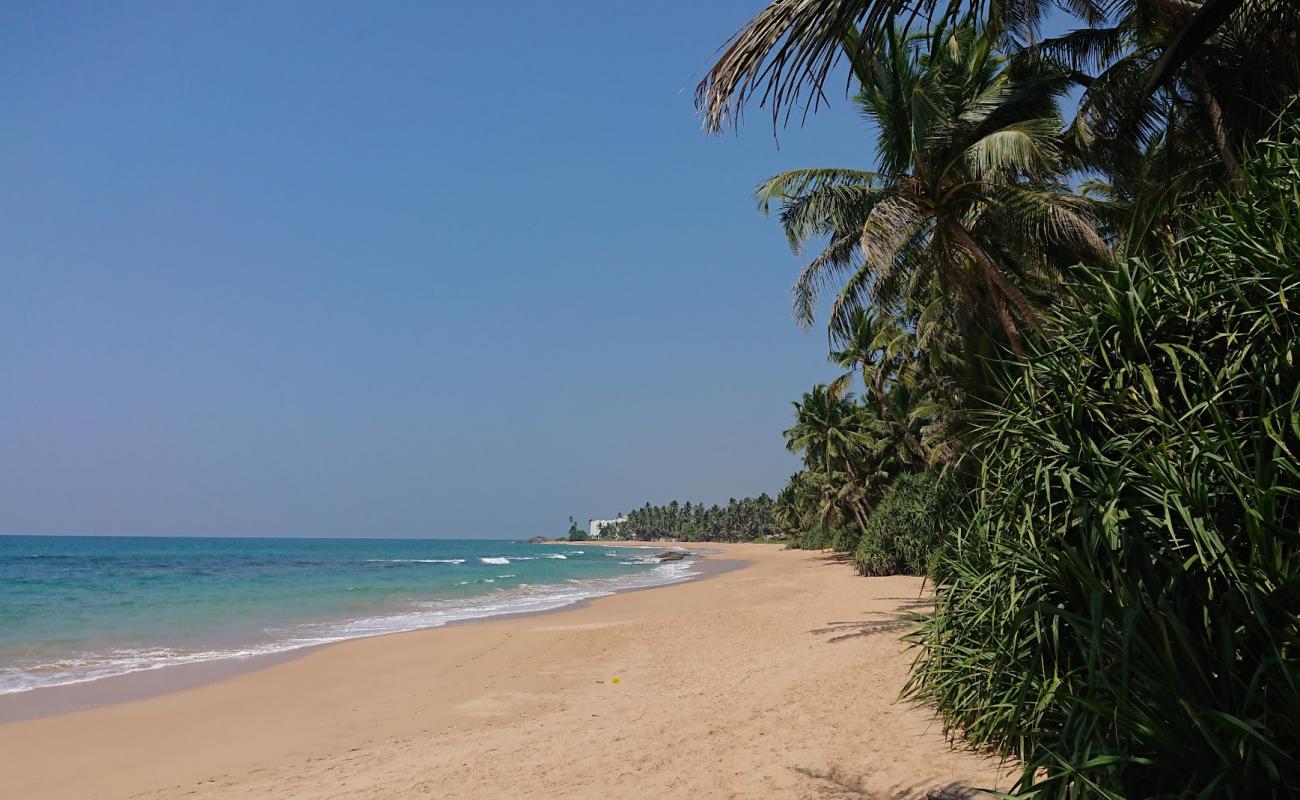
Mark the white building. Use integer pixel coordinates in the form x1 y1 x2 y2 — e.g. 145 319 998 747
588 517 628 538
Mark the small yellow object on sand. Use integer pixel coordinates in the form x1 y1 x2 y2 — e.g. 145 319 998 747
611 677 620 684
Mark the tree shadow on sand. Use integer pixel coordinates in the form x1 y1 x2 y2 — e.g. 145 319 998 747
809 552 854 566
811 604 932 643
793 766 993 799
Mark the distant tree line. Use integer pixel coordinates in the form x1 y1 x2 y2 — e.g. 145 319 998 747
600 496 778 542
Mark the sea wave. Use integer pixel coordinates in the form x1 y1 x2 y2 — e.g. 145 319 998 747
366 558 466 564
478 557 510 565
0 559 699 696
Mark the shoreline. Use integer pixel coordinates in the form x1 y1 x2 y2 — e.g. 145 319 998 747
0 543 1011 799
0 543 737 724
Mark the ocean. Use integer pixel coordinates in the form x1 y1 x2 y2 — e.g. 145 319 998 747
0 535 693 695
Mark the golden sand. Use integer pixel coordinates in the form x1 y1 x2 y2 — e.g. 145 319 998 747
0 543 1010 799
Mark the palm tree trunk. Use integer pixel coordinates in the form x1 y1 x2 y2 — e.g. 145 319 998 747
1191 64 1246 192
898 422 928 464
942 217 1035 355
840 460 872 539
849 502 871 539
993 295 1025 357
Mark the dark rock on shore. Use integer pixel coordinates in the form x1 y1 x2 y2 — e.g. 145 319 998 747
654 550 691 562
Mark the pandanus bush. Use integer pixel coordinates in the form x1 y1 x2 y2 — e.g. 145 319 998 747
852 471 956 577
907 120 1300 798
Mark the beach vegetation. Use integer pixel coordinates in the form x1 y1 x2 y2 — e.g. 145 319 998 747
909 129 1300 796
698 0 1300 795
852 471 955 577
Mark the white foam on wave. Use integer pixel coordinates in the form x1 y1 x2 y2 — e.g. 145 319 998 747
540 554 567 559
0 646 276 695
479 557 510 565
0 557 700 696
367 558 466 564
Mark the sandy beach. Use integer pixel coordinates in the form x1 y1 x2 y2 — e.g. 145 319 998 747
0 543 1010 799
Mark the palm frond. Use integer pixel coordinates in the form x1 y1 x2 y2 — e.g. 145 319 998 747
1021 24 1131 77
955 118 1062 180
756 168 888 251
791 233 862 329
695 0 944 135
986 184 1109 259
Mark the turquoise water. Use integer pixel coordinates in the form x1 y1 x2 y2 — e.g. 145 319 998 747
0 536 692 694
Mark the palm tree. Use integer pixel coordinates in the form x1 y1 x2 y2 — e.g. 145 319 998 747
784 385 893 534
828 307 928 465
1019 0 1300 226
695 0 1296 141
694 0 1065 135
757 25 1102 354
773 478 801 530
1144 0 1299 96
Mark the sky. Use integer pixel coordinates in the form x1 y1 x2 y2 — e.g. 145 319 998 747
0 1 892 538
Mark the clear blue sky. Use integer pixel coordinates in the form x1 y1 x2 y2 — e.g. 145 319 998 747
1 1 883 537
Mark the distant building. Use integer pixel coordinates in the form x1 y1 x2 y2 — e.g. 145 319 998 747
588 517 627 538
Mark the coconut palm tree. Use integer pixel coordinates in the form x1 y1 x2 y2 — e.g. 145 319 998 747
773 474 810 534
784 386 869 472
695 0 1296 142
757 25 1102 354
694 0 1084 135
828 308 899 400
828 308 928 465
784 385 895 534
1021 0 1300 218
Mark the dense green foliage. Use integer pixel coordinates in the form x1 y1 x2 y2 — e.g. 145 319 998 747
698 1 1300 796
566 516 587 542
599 496 779 542
908 132 1300 798
785 519 854 551
852 472 954 577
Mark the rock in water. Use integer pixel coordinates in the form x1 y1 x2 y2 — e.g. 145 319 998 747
654 551 690 562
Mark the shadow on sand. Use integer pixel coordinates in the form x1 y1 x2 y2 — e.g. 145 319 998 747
808 552 854 566
810 602 931 643
793 766 995 798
